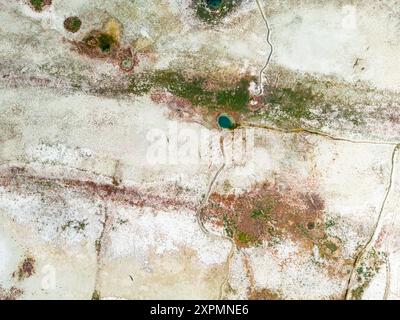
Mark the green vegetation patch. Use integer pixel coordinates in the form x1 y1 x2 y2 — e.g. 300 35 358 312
236 230 258 246
128 73 154 95
251 209 265 219
64 16 82 33
98 33 116 52
259 82 365 129
30 0 44 11
128 70 252 112
264 84 320 128
30 0 51 12
61 219 88 233
316 236 341 259
223 213 237 239
251 198 275 220
223 214 261 247
323 240 338 253
325 219 336 229
351 249 385 300
83 32 117 53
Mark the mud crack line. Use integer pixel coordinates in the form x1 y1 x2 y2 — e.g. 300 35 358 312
344 144 399 300
195 134 236 300
255 0 274 96
93 205 112 300
243 122 400 146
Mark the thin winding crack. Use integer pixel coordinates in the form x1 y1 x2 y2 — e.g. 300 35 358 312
0 159 119 184
93 205 112 300
252 1 398 148
344 144 399 300
92 163 122 299
242 121 400 146
255 0 274 96
382 196 400 299
195 135 236 300
196 3 400 297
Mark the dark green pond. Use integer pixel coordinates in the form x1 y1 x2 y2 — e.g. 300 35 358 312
206 0 223 10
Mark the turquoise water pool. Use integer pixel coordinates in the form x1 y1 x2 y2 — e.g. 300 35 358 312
217 114 235 129
206 0 223 10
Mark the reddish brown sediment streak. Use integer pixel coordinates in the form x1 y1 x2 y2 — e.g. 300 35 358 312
151 92 197 112
0 74 52 88
0 286 23 301
150 91 245 129
150 92 204 121
0 167 195 211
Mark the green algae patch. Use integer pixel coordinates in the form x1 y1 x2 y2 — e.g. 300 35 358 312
64 17 82 33
30 0 51 12
195 0 242 24
82 31 118 54
98 33 116 52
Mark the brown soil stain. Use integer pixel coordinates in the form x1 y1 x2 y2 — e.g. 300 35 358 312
0 286 23 300
150 92 204 122
248 288 283 300
203 182 328 251
203 181 357 284
68 19 138 73
13 256 36 281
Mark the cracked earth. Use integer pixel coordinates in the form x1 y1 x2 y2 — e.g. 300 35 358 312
1 0 400 300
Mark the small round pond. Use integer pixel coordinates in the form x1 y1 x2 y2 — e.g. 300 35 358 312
206 0 223 10
217 114 235 129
